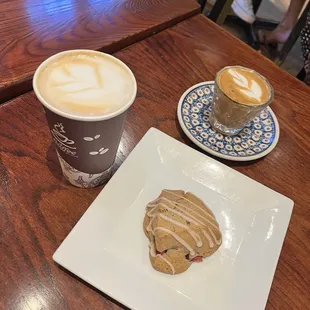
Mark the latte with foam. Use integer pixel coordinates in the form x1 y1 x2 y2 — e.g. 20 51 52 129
36 51 136 117
217 67 271 106
209 66 274 135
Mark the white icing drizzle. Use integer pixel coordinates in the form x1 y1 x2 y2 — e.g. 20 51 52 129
203 230 214 248
148 201 201 225
148 197 219 230
150 242 175 275
147 202 203 247
146 191 222 264
153 227 196 256
159 213 202 247
208 227 222 245
148 201 218 248
147 209 200 252
162 190 216 220
146 216 156 232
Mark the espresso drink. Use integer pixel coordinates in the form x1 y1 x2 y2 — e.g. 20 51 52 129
36 52 136 117
209 66 273 136
217 67 271 106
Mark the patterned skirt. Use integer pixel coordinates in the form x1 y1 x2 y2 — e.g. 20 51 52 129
301 11 310 85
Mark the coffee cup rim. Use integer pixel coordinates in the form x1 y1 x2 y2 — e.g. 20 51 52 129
215 65 274 107
33 49 137 122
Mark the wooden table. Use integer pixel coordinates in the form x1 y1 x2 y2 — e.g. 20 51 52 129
1 14 309 310
0 0 199 104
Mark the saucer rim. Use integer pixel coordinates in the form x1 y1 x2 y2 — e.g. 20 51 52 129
177 81 280 162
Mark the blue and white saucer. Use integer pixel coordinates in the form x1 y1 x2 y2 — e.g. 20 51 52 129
177 81 279 161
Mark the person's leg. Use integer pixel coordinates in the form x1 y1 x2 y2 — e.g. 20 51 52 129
263 0 306 44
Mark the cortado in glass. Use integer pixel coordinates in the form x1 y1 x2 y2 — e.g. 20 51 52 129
209 66 274 136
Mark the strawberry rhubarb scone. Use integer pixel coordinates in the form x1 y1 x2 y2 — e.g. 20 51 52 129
143 189 222 275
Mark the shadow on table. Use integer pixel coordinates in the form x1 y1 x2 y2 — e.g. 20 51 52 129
175 119 264 167
56 264 130 310
46 143 72 185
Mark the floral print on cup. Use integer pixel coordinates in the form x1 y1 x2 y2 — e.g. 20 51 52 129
57 152 111 188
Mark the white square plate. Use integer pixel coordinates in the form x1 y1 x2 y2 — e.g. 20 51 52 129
53 128 293 310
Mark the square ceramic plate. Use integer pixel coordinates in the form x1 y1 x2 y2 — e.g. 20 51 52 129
53 128 293 310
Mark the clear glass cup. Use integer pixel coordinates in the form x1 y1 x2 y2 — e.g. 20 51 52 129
209 66 274 136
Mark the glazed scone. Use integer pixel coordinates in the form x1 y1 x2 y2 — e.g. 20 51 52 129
144 189 222 275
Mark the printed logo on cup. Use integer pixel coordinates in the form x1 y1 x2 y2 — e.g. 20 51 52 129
45 108 127 174
51 123 78 158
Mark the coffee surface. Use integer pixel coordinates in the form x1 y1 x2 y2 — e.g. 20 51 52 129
217 67 271 106
37 52 135 116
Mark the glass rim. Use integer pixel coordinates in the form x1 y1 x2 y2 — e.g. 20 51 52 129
215 66 274 108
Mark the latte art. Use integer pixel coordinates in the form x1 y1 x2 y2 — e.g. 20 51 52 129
227 69 262 100
36 52 136 116
217 67 271 106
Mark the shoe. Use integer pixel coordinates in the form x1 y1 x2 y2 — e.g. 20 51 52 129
232 0 255 24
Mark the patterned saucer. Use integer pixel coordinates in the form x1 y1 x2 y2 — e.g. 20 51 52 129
177 81 279 161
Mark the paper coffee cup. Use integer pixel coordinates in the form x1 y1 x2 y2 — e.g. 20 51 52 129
33 50 137 188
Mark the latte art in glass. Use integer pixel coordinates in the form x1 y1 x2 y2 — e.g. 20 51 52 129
209 66 274 135
217 67 271 106
37 52 136 116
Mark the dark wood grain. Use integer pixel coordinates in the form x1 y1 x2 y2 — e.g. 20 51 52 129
0 0 200 104
1 14 310 310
